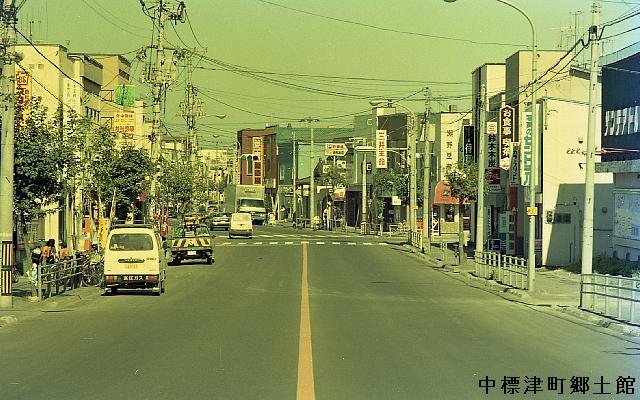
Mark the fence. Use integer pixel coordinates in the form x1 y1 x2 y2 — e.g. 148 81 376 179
36 255 89 300
475 251 528 290
580 274 640 324
408 230 423 252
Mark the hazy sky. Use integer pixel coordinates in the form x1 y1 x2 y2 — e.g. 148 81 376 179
17 0 640 147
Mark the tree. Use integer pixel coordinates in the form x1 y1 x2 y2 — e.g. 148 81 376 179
109 146 154 220
158 158 195 215
319 165 347 227
14 99 80 258
445 162 478 265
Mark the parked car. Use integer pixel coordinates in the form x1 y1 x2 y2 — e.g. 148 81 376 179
229 212 253 239
208 212 230 231
102 224 167 296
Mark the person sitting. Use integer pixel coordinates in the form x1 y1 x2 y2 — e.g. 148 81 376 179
59 242 71 260
41 239 57 264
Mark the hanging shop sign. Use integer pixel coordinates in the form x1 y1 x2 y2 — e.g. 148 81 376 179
376 130 388 169
500 105 514 170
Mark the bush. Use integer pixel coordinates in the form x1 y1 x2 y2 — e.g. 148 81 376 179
563 255 639 277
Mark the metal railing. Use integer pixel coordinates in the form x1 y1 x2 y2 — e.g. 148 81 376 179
475 251 528 290
408 230 423 252
36 255 89 300
580 274 640 324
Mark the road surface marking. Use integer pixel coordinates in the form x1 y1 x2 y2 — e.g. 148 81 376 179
238 242 247 245
363 242 373 246
301 241 310 244
379 243 388 246
254 242 263 245
332 242 340 245
270 241 278 245
297 243 315 400
347 242 357 245
316 242 325 245
285 241 294 245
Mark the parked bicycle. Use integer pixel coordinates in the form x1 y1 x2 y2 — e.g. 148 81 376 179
82 249 103 286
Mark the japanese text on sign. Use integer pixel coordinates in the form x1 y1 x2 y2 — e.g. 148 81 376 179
500 105 514 170
521 111 532 187
15 69 32 128
376 130 388 169
113 112 136 137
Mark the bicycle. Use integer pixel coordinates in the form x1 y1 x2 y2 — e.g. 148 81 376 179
82 251 104 287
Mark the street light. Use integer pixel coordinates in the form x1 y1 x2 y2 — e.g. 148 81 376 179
369 100 418 234
444 0 538 290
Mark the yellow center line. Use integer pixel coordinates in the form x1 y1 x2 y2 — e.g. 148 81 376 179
297 243 315 400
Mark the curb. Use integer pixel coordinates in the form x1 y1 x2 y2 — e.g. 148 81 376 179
404 243 640 338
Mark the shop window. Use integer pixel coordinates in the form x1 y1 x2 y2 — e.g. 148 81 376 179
445 204 455 223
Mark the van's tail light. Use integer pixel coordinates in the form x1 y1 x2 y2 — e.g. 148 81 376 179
104 275 117 281
147 275 158 281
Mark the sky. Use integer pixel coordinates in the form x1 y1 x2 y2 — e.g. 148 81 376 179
16 0 640 148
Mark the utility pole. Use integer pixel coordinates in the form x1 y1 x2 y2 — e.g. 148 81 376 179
141 0 185 218
408 114 417 233
0 0 19 307
475 83 487 258
300 118 318 226
422 87 432 253
292 130 297 223
581 0 600 275
178 49 205 165
361 152 367 232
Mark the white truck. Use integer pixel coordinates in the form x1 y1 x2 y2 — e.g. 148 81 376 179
223 184 267 225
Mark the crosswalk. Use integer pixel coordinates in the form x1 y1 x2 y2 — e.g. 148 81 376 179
217 241 389 247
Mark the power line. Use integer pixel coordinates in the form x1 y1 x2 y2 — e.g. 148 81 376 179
81 0 150 40
255 0 526 48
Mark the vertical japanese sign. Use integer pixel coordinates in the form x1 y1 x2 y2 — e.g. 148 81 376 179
510 146 520 186
15 69 31 129
486 121 501 192
520 110 532 187
500 105 514 170
115 85 136 106
376 129 388 169
462 125 475 164
252 136 264 185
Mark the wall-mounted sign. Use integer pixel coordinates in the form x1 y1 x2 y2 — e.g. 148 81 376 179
486 121 498 135
463 125 475 164
486 168 501 193
376 130 388 169
15 69 31 129
510 147 520 186
500 105 514 170
114 112 136 138
520 110 532 187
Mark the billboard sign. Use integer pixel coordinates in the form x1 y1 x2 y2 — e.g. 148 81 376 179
376 129 388 169
114 112 136 138
500 105 514 170
115 85 136 107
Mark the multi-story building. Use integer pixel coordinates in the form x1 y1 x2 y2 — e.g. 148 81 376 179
596 42 640 262
472 50 613 266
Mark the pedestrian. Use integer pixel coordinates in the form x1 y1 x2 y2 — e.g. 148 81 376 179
41 238 56 264
59 241 71 260
322 207 328 230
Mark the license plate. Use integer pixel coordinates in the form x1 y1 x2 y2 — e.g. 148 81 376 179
125 263 139 270
187 251 196 256
123 275 145 281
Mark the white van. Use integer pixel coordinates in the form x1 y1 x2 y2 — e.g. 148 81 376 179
229 212 253 238
102 224 167 295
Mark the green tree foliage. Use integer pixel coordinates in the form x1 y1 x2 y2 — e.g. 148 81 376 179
109 146 154 218
445 162 478 265
14 99 79 222
159 159 195 213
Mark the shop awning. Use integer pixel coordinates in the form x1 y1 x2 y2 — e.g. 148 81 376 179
433 181 459 204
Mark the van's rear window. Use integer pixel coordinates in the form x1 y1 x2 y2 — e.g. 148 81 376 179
109 233 154 251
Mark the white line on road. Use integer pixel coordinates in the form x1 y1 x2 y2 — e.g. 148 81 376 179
285 241 294 245
316 242 325 245
363 243 373 246
270 241 278 245
347 242 357 245
332 242 340 245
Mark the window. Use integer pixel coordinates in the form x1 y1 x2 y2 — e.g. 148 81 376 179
445 205 455 223
109 233 154 251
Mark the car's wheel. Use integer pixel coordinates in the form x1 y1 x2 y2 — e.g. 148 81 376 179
110 287 118 296
206 256 213 265
173 258 181 265
160 280 165 293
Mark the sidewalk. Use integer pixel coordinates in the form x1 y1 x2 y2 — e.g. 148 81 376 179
404 242 640 337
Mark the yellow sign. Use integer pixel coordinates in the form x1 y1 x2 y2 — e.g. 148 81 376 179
114 112 136 138
526 207 538 216
15 69 32 128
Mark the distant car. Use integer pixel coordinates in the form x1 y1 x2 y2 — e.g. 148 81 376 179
229 212 253 239
208 212 230 230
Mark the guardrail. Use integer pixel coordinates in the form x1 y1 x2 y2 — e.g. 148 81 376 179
475 251 528 290
580 274 640 324
36 255 89 300
408 230 423 252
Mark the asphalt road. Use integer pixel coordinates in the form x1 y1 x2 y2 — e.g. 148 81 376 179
0 225 638 399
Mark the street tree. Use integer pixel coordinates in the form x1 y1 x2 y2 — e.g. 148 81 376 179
319 165 347 225
445 162 479 265
14 100 80 260
158 158 195 215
